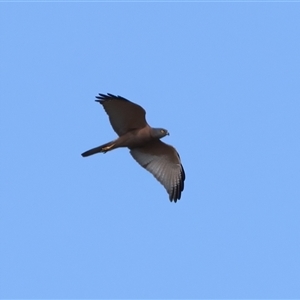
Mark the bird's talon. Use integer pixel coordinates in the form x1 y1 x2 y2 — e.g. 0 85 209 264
102 144 115 151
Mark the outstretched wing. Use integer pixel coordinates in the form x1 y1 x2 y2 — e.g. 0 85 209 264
96 93 148 136
130 140 185 202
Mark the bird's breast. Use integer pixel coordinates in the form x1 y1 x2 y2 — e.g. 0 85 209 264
120 128 153 148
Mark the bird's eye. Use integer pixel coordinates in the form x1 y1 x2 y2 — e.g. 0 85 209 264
161 130 165 133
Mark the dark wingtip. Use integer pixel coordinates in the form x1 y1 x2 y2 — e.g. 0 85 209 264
95 93 118 101
95 93 129 103
95 93 114 103
169 164 185 202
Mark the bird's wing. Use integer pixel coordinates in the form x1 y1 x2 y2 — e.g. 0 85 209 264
96 93 148 136
130 140 185 202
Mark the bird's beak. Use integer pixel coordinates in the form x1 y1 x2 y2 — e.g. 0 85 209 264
167 132 170 136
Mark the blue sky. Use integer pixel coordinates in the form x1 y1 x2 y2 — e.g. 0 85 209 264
1 2 300 299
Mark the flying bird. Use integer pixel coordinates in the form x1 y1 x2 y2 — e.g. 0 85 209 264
81 93 185 202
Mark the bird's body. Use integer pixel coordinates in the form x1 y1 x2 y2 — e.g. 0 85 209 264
81 93 185 202
82 126 163 154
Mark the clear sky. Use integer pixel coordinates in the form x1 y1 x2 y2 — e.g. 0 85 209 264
1 2 300 299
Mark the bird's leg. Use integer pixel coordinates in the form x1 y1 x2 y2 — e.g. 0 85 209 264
102 143 115 152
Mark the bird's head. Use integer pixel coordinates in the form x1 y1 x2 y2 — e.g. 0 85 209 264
151 128 170 139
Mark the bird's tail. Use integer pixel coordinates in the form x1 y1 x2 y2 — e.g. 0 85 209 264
81 141 116 157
